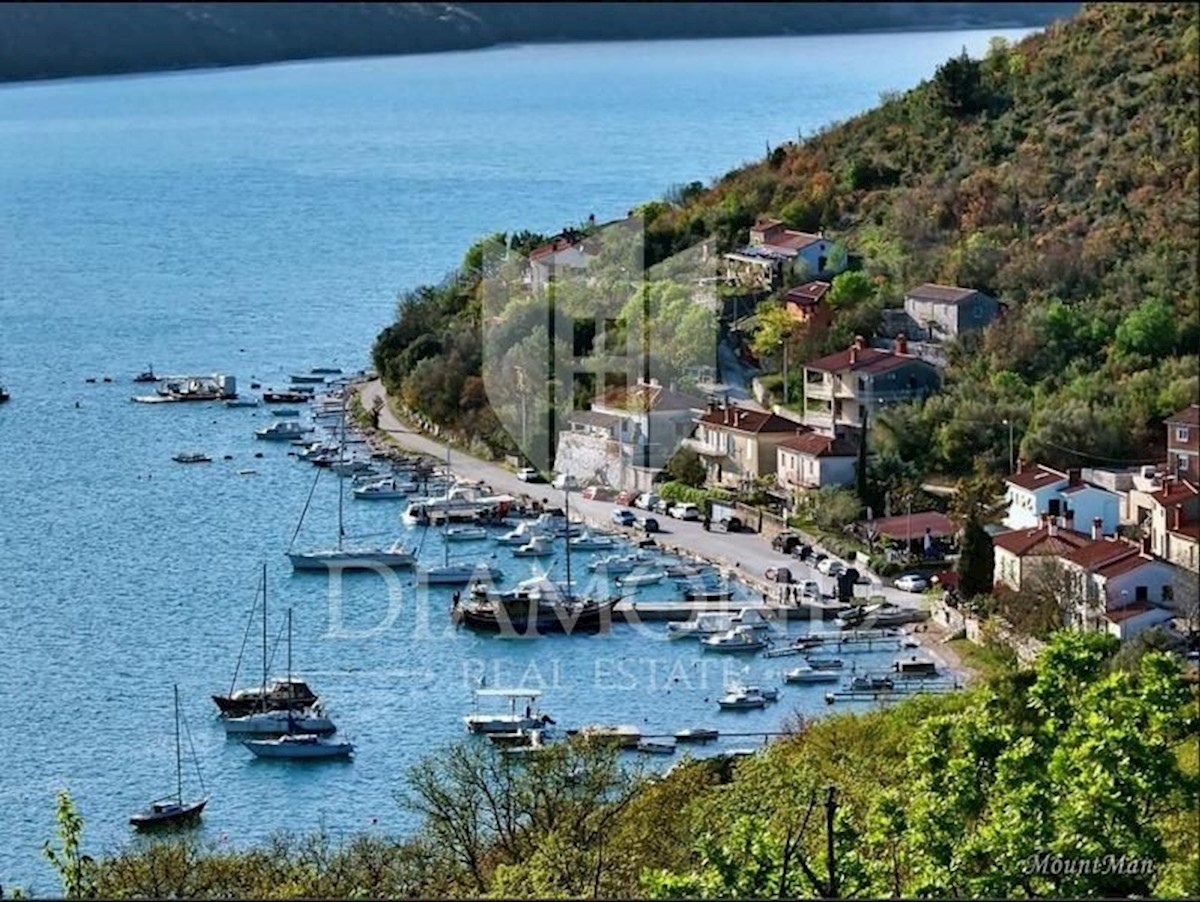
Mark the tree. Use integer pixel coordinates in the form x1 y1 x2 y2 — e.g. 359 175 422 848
826 270 873 310
930 48 989 118
665 448 706 487
1113 297 1178 360
948 469 1005 598
749 303 797 358
43 791 95 900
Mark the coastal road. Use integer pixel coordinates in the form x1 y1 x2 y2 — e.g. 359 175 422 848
356 379 918 610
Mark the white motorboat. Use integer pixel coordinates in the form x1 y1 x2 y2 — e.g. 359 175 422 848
272 408 302 418
419 561 505 585
495 521 553 546
512 535 556 558
330 458 376 477
445 524 489 542
616 569 666 587
731 608 773 631
637 738 677 755
222 707 336 736
568 530 616 551
784 662 841 684
674 727 719 743
225 397 260 408
700 626 768 652
717 686 769 710
352 477 414 500
530 512 583 538
578 723 642 748
242 733 354 760
289 539 416 571
587 552 654 575
464 688 550 734
666 612 736 639
256 420 312 441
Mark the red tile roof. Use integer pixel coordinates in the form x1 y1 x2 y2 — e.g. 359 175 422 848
697 405 801 435
905 283 982 305
992 526 1091 557
1005 465 1068 491
764 230 825 252
1166 404 1200 427
778 431 859 458
861 511 955 541
1152 479 1199 506
1064 538 1140 571
597 382 704 413
784 281 831 307
1095 553 1156 579
1104 603 1155 624
803 345 929 376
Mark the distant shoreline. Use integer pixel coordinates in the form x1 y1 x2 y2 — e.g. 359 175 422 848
0 18 1058 88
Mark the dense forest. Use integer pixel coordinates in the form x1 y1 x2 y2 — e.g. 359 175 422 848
0 3 1077 83
29 631 1200 898
372 1 1199 479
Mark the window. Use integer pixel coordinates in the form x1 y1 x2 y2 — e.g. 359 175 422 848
1134 586 1148 602
1162 584 1174 603
1176 426 1189 443
1048 499 1061 517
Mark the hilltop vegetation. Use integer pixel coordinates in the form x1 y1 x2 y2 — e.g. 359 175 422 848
34 632 1200 899
373 2 1199 477
0 2 1076 83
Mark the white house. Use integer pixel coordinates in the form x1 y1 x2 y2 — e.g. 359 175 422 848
722 219 842 290
526 232 599 294
1060 533 1182 640
775 429 859 492
1003 463 1120 535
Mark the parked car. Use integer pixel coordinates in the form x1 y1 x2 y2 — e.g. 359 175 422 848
611 508 636 527
552 473 579 491
894 574 929 593
582 485 616 501
516 466 543 483
652 498 673 515
771 531 801 553
614 490 636 506
793 543 813 559
712 516 743 534
634 492 662 511
637 516 660 533
817 558 845 576
669 502 701 521
811 552 828 568
798 580 821 599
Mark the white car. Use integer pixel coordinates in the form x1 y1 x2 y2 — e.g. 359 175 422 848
894 574 929 593
668 502 701 521
516 466 542 482
552 473 578 490
634 492 662 511
816 558 845 576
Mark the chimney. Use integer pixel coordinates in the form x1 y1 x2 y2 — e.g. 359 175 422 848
1142 532 1153 554
724 406 731 425
1067 467 1081 487
1017 458 1027 474
1048 518 1058 537
1173 506 1182 531
854 334 866 350
1091 516 1103 541
1064 509 1075 532
895 333 908 356
849 346 857 365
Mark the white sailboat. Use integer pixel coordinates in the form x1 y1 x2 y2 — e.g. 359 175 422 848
241 609 353 761
130 685 208 829
287 396 416 571
417 447 505 585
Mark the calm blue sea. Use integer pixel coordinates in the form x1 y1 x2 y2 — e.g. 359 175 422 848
0 30 1030 890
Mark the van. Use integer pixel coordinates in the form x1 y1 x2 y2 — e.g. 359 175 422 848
552 473 578 491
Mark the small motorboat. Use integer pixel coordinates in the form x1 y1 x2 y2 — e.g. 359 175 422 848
684 588 735 602
132 365 159 384
587 552 653 575
577 724 642 748
256 420 312 441
263 390 310 404
568 531 616 551
352 477 413 500
784 663 841 684
637 738 677 755
272 408 302 417
674 727 719 743
172 451 212 464
310 367 343 375
717 685 771 710
242 733 354 760
616 569 666 587
894 658 939 677
445 524 489 542
700 626 767 653
805 656 844 670
495 522 552 546
417 562 505 586
225 397 260 408
511 535 555 558
290 373 328 385
848 675 895 692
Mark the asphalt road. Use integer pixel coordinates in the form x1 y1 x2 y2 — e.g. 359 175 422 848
357 379 921 610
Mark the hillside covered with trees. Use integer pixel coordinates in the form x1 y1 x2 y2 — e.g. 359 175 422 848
0 2 1077 84
372 1 1199 478
32 632 1200 899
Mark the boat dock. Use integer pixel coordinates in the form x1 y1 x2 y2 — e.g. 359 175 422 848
825 679 960 704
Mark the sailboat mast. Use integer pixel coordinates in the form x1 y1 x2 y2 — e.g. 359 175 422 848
287 608 292 686
261 561 268 711
564 487 573 596
174 684 183 805
337 393 346 551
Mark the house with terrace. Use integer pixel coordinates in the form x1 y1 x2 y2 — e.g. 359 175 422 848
723 219 843 291
800 335 940 435
1166 403 1199 482
1144 477 1200 572
775 428 859 493
555 379 705 493
1002 462 1120 535
684 400 802 490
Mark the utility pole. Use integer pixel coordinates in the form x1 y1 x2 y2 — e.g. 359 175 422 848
1002 417 1014 474
779 336 790 406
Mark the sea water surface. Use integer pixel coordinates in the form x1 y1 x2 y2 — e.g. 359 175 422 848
0 30 1030 888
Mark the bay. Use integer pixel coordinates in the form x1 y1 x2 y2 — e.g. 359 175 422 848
0 29 1029 889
